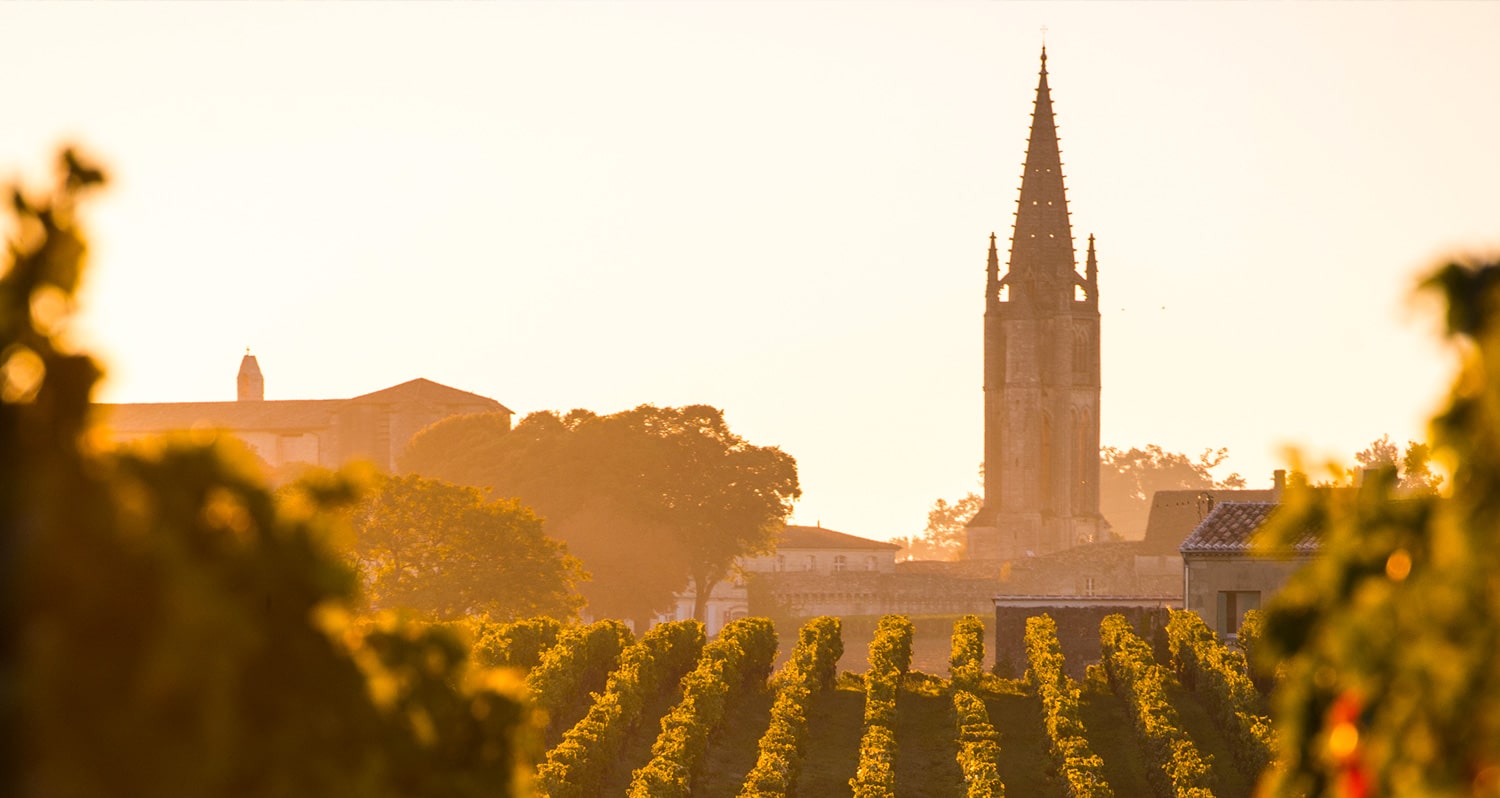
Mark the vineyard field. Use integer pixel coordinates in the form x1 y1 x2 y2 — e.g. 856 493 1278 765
1076 685 1153 797
690 685 776 798
793 680 866 796
503 612 1272 798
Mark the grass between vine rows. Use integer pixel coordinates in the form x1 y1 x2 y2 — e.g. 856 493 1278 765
983 680 1062 798
1077 680 1155 796
598 679 690 795
691 684 776 798
791 678 866 796
1162 679 1257 798
894 673 966 797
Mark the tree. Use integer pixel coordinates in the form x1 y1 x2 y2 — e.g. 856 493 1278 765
401 404 799 627
1352 433 1443 494
1260 258 1500 796
399 410 513 484
1099 445 1245 540
893 485 981 561
347 473 586 620
3 150 535 797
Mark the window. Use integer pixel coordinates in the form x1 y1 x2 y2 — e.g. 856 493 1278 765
775 555 785 572
805 554 816 571
1217 590 1262 637
1084 576 1096 596
865 556 877 572
833 555 846 573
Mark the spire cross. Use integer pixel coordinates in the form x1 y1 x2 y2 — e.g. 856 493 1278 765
1040 25 1047 43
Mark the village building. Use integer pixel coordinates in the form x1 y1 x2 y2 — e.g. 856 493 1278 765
1179 499 1320 638
662 525 902 636
95 352 510 472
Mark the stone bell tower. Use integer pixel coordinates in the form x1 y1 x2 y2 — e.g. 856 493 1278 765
967 48 1103 561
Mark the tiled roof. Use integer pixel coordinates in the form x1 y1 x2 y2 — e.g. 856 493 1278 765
1138 488 1276 555
351 378 510 411
778 525 901 551
1178 501 1319 555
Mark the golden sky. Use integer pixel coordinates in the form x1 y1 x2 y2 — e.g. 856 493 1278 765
4 2 1497 540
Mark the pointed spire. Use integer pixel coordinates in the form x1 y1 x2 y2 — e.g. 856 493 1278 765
1003 47 1076 308
986 232 1000 309
1085 234 1097 283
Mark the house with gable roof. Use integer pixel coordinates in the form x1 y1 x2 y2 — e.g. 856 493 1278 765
660 524 903 635
1179 500 1321 638
96 352 510 472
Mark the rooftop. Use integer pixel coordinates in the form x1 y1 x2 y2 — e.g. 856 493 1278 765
1178 501 1319 556
778 525 901 551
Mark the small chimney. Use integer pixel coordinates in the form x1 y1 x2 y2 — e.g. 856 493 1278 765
1273 469 1286 501
237 351 264 401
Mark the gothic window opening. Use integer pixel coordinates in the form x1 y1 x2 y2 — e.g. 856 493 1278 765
1073 328 1091 377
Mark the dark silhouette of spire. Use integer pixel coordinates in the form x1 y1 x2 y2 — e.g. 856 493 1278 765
986 231 1001 310
1005 47 1077 308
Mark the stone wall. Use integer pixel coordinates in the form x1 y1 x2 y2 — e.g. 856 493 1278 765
993 599 1173 679
750 571 1000 619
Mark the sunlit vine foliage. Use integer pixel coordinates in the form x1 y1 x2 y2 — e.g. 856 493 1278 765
1261 258 1500 797
4 151 537 797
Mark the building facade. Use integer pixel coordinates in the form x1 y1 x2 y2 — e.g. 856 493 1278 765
659 524 902 636
1179 500 1319 638
96 353 511 472
969 49 1103 561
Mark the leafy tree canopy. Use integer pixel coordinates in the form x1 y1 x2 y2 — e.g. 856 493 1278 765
400 410 513 485
1100 445 1244 540
345 473 586 621
893 471 981 561
401 404 799 625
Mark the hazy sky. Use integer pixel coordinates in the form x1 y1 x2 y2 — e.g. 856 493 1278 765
4 2 1497 541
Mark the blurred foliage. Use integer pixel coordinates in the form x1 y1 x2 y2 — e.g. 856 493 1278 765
346 473 585 621
1260 257 1500 797
2 150 537 797
401 404 800 626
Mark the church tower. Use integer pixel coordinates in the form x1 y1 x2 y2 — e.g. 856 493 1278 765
967 49 1103 561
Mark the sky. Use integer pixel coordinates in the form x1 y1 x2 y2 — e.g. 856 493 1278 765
3 2 1497 542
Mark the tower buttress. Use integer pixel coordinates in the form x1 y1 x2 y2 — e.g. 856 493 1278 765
1084 234 1098 302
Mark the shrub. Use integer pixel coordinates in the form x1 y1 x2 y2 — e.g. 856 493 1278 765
1100 614 1216 798
533 620 704 798
739 616 843 798
6 149 538 798
627 617 778 798
1024 615 1114 798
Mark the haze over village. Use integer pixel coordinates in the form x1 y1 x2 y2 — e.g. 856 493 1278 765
7 4 1500 797
5 2 1497 544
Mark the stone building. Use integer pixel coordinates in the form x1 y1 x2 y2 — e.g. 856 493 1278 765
96 352 510 472
661 524 902 635
968 48 1104 562
1179 500 1319 638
